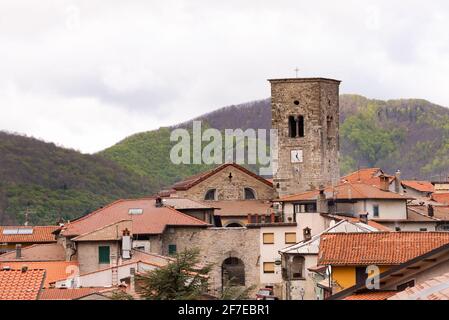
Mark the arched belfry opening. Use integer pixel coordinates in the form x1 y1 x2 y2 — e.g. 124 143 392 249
222 257 245 287
288 116 304 138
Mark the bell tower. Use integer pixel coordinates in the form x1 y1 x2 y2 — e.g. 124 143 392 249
270 78 341 197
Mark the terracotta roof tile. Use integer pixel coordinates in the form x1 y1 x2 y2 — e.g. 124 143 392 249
432 193 449 205
319 232 449 266
61 199 209 237
0 269 45 300
402 181 434 193
341 168 395 188
344 291 397 300
0 243 66 262
39 287 104 300
171 163 272 191
213 200 272 216
0 261 78 287
389 273 449 300
280 182 412 202
0 226 59 243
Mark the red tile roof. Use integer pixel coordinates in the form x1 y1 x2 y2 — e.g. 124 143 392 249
171 163 273 191
280 182 412 202
390 273 449 300
319 232 449 266
0 226 59 243
0 261 78 287
61 199 209 237
402 181 434 193
341 168 395 187
213 200 272 216
0 243 66 262
344 291 397 300
0 269 45 300
432 193 449 205
39 288 104 300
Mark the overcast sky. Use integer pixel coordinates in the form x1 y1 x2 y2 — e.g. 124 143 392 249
1 0 448 153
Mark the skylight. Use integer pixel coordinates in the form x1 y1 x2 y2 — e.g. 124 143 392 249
128 208 143 215
2 228 34 235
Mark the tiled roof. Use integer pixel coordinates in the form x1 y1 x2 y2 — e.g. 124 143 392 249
0 269 45 300
402 181 434 193
319 232 449 266
0 243 66 262
389 273 449 300
39 288 104 300
280 182 412 202
213 200 272 216
408 205 449 221
162 198 216 210
432 193 449 205
0 226 59 243
171 163 273 191
61 199 209 237
341 168 395 187
344 291 397 300
0 261 78 287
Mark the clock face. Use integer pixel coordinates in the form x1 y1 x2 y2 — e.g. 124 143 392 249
291 150 303 163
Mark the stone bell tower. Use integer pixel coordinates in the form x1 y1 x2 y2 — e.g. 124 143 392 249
270 78 341 197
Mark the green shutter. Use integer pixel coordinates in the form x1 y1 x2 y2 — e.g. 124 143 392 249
99 246 110 264
168 244 177 255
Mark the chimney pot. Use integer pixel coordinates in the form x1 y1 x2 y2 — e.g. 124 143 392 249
15 244 22 259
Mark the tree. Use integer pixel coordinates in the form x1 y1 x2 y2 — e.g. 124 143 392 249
136 248 212 300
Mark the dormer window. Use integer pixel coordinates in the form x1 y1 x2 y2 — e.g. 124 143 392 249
244 188 256 200
204 189 216 201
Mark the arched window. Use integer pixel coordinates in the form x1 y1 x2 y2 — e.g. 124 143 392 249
222 257 245 286
288 116 297 138
291 256 305 279
298 116 304 137
288 115 304 138
204 189 216 201
226 222 244 228
244 187 256 200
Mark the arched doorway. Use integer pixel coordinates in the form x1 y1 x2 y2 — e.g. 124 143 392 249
222 257 245 287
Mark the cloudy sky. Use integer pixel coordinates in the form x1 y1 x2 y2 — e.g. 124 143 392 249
1 0 448 153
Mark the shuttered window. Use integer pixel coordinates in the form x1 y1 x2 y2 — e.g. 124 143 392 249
285 232 297 244
168 244 177 255
98 246 110 264
263 233 274 244
263 262 275 274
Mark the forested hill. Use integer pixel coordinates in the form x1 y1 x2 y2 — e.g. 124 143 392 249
102 94 449 185
2 94 449 224
0 132 157 225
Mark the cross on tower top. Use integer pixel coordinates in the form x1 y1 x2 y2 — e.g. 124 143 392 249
294 67 300 78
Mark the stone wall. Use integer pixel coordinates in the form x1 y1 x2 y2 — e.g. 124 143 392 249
270 78 341 197
176 165 274 201
161 227 261 297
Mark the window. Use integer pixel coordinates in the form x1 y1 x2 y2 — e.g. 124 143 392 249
373 205 380 218
397 280 415 291
395 227 401 232
285 233 297 244
263 262 275 274
291 256 305 279
294 203 317 213
98 246 110 264
168 244 177 255
263 233 274 244
204 189 216 201
244 188 256 200
356 267 368 285
288 115 305 138
420 228 427 232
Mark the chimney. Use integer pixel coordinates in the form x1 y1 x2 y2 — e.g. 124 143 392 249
317 186 328 214
395 170 401 193
359 213 369 224
122 229 132 260
379 175 389 192
15 244 22 259
428 204 434 217
155 197 163 208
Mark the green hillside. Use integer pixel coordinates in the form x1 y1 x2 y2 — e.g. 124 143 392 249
0 132 157 225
